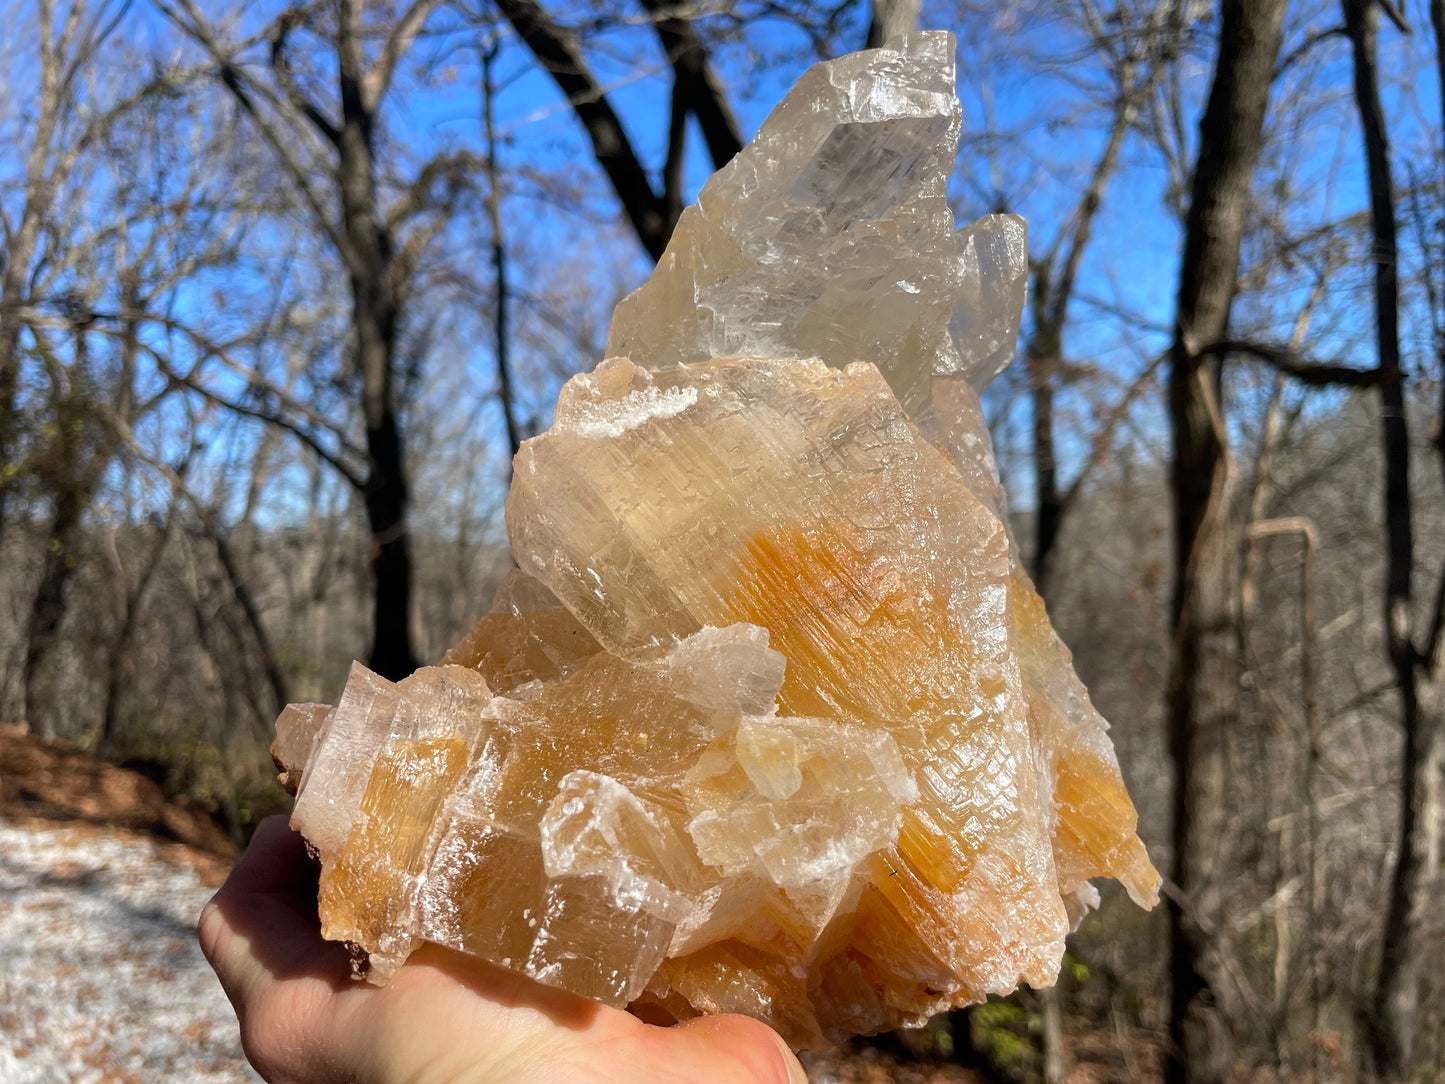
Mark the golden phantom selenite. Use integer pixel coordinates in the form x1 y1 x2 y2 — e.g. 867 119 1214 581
272 31 1159 1050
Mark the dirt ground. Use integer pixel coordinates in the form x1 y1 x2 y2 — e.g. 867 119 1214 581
0 722 238 884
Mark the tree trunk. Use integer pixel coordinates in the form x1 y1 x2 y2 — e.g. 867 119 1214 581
637 0 743 169
99 517 173 754
1028 374 1067 1082
1030 335 1062 590
1165 1 1287 1081
482 43 524 464
0 306 26 546
338 0 416 681
1432 0 1445 148
1040 984 1066 1084
360 373 416 682
23 354 104 739
24 294 140 740
1028 51 1141 589
23 466 90 740
1344 0 1437 1075
0 173 49 554
866 0 923 48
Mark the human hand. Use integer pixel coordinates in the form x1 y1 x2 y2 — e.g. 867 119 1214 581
200 815 808 1084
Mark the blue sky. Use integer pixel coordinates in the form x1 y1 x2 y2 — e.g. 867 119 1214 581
458 0 1441 503
5 0 1441 531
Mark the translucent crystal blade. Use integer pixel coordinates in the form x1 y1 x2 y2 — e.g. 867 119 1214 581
606 32 1027 410
441 569 601 694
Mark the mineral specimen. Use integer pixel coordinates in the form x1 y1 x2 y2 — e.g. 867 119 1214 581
273 31 1159 1049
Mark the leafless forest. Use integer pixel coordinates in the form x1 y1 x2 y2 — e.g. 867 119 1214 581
0 0 1441 1080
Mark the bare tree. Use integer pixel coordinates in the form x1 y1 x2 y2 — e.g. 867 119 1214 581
866 0 921 47
1164 1 1289 1081
1340 0 1445 1074
0 0 181 547
2 3 234 738
156 0 473 679
1023 0 1184 589
20 291 138 738
490 0 742 260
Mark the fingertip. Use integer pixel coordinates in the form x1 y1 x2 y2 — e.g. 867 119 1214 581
672 1013 809 1084
768 1027 811 1084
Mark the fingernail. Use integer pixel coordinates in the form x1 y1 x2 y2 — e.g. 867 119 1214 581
772 1030 809 1084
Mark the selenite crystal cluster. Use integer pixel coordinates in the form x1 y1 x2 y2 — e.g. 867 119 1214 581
272 31 1160 1049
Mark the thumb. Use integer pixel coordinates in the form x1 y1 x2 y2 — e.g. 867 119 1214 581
649 1014 810 1084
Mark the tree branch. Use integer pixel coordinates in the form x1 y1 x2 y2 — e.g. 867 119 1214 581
493 0 671 259
220 59 354 260
1061 348 1167 513
45 59 209 211
363 0 446 111
148 349 367 490
638 0 743 169
57 0 134 106
386 149 484 231
1198 338 1388 386
60 305 366 465
155 0 355 265
1047 75 1141 332
1274 25 1348 79
1378 0 1411 33
270 7 341 147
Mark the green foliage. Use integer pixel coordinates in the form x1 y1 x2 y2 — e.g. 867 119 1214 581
1062 952 1090 985
968 998 1040 1081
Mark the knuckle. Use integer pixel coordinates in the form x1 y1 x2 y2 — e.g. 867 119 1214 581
196 897 227 965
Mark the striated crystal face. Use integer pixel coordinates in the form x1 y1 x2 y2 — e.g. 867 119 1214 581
273 30 1158 1049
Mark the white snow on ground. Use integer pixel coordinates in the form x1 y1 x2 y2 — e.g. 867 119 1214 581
0 820 261 1084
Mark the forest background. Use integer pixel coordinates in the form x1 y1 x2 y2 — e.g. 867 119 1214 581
0 0 1442 1080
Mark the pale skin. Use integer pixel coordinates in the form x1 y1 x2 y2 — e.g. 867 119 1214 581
199 816 809 1084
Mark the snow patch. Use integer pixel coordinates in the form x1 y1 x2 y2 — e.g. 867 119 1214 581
0 821 261 1083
